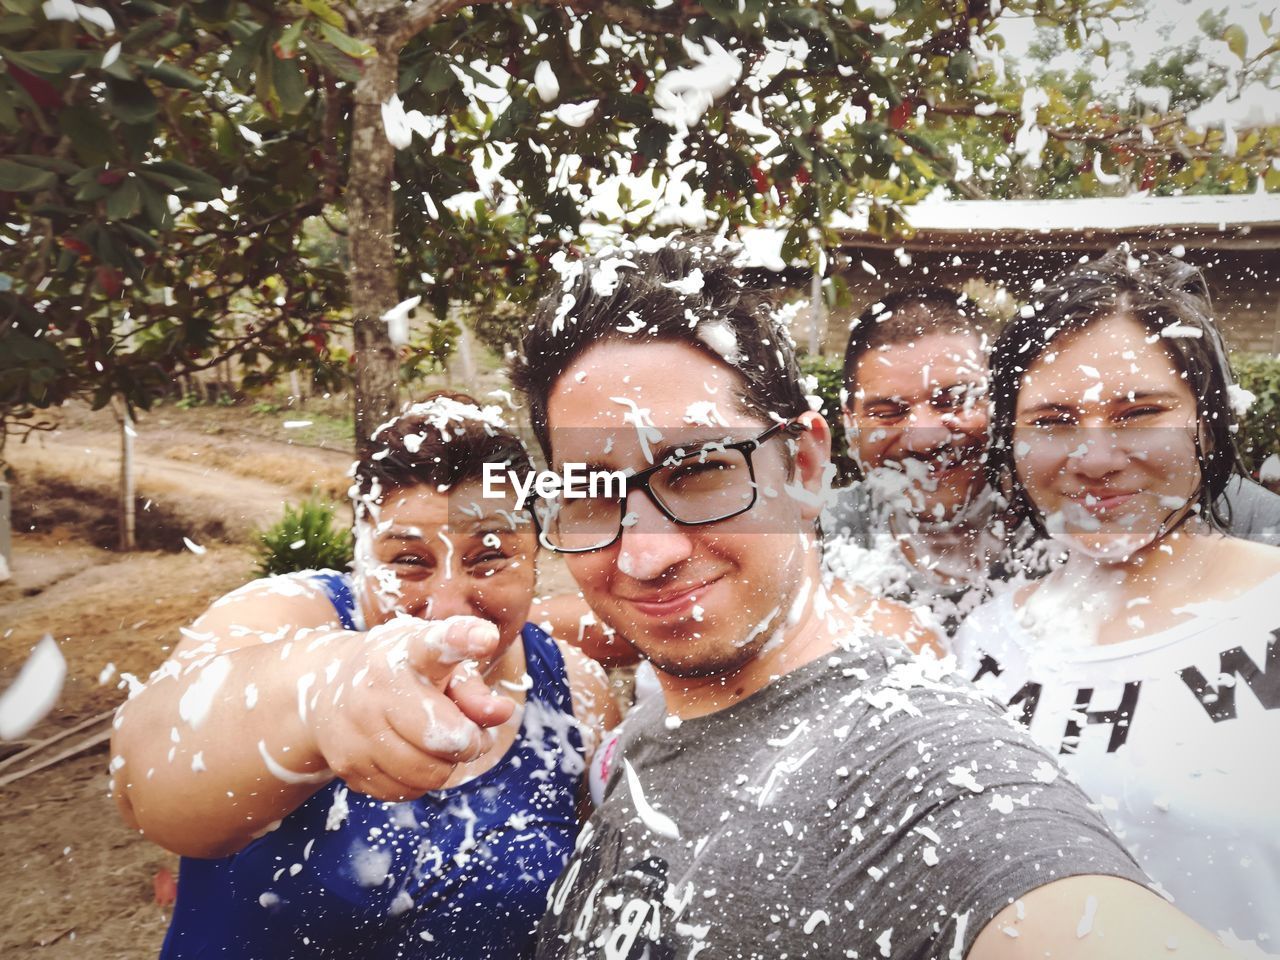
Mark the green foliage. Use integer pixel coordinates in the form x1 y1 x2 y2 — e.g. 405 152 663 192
1005 10 1280 200
1232 353 1280 475
255 497 353 577
2 0 1277 443
798 355 856 486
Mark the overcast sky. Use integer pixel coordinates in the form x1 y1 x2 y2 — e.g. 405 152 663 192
999 0 1279 88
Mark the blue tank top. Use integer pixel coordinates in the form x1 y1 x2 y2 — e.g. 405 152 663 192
160 572 585 959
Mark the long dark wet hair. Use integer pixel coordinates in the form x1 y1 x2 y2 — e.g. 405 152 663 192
987 246 1246 537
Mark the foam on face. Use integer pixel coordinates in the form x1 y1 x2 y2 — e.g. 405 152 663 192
608 396 663 465
682 401 728 427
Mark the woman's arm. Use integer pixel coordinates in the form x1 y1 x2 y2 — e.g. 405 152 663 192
827 578 947 658
111 577 512 858
558 640 622 766
532 593 640 668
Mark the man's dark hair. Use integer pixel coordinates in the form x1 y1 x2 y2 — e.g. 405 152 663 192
987 246 1245 535
511 237 810 461
351 390 532 520
841 287 990 401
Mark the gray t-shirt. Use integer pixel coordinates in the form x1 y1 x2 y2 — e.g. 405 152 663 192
1223 475 1280 544
535 636 1148 960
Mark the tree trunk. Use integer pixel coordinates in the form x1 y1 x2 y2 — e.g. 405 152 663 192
347 23 402 457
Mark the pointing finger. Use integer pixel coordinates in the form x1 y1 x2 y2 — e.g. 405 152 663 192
448 661 516 729
400 616 502 686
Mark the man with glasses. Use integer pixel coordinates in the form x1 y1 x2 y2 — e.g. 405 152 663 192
510 237 1239 960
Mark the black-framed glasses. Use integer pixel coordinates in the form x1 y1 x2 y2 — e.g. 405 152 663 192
533 420 808 554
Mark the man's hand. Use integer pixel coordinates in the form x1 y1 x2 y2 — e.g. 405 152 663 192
307 615 515 800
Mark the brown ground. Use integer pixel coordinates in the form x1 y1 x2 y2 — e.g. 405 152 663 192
0 400 352 958
0 397 580 957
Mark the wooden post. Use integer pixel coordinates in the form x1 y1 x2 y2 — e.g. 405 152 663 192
454 312 477 385
807 238 826 357
118 404 135 551
0 478 11 580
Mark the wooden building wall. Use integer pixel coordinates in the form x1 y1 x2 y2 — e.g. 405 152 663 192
819 241 1280 357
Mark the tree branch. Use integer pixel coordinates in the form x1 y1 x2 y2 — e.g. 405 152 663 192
540 0 705 35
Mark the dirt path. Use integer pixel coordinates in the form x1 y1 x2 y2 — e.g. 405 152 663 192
6 417 353 542
0 407 340 958
0 537 257 959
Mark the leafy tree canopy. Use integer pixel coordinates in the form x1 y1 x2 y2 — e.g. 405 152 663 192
1 0 1277 457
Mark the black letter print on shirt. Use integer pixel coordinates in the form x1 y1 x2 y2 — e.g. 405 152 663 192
1178 630 1280 722
1060 683 1142 754
973 655 1044 727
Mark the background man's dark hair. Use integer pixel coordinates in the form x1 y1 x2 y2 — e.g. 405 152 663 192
841 287 991 400
351 389 532 521
987 246 1245 535
511 236 810 461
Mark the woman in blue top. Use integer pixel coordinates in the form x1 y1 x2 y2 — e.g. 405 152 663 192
111 391 620 959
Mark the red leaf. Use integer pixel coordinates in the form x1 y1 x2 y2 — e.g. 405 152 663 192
9 65 62 111
96 265 124 298
58 235 92 258
888 100 913 131
1140 157 1157 192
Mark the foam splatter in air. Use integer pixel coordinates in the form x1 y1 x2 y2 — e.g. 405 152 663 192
652 38 742 134
0 635 66 739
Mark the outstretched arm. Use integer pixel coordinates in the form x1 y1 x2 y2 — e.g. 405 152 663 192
111 577 511 858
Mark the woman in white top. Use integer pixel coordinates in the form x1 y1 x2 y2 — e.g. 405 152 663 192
952 247 1280 955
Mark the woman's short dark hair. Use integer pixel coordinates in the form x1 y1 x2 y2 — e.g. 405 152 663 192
988 246 1245 535
350 390 533 521
510 236 810 460
842 287 990 401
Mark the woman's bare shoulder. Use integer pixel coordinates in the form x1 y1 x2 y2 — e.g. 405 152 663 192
554 637 622 751
832 580 945 658
181 571 347 656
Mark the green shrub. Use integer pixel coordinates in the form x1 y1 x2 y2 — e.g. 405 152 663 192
255 497 354 577
1232 352 1280 476
798 355 857 486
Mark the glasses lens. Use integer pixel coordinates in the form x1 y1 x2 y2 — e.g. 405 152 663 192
536 496 621 552
651 446 755 523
